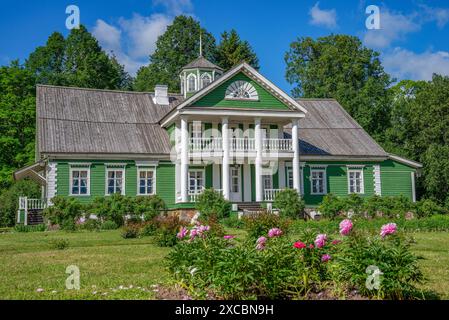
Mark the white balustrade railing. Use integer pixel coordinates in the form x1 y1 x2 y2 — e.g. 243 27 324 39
264 189 283 202
190 138 222 152
263 139 293 152
230 138 255 152
189 137 293 152
28 198 47 210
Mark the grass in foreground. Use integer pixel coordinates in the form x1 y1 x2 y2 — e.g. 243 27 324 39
0 228 448 299
0 230 169 299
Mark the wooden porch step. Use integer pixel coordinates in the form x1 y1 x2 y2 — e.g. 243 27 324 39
237 203 264 213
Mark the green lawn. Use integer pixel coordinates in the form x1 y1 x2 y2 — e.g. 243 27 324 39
0 229 448 299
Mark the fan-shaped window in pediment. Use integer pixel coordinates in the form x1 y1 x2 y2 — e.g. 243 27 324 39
225 81 259 101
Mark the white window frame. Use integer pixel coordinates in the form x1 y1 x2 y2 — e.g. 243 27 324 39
189 169 205 194
189 121 203 139
230 166 240 193
105 165 126 196
348 168 365 194
69 165 91 196
137 168 156 196
310 168 327 195
187 74 197 92
201 73 212 88
286 166 294 189
262 174 273 192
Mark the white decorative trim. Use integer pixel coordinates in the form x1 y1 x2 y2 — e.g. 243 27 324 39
225 80 259 101
105 163 127 168
47 162 57 205
187 73 197 92
135 161 159 167
346 164 365 169
373 164 382 196
411 172 416 202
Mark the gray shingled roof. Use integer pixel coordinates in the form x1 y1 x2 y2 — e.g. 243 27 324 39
182 56 223 71
37 85 184 156
285 99 387 157
37 86 386 158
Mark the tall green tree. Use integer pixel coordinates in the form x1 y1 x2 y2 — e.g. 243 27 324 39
285 35 392 137
0 61 36 189
134 15 216 92
26 25 131 90
384 75 449 203
215 29 259 70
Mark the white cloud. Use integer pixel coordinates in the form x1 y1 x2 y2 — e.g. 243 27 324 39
383 48 449 81
309 2 337 29
363 10 420 49
92 0 193 76
363 6 449 49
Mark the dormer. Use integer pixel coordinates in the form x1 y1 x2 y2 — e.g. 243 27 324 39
179 57 224 98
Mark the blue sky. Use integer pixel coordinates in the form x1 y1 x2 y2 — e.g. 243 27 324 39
1 0 449 92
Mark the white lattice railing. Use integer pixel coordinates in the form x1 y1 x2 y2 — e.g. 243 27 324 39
263 139 293 152
264 189 283 202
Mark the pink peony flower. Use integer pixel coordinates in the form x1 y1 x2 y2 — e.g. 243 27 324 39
309 244 314 249
268 228 283 238
321 254 331 263
177 227 188 239
256 236 267 250
314 234 327 248
380 223 397 238
331 239 342 245
339 219 353 236
293 241 307 249
223 235 235 240
189 228 198 240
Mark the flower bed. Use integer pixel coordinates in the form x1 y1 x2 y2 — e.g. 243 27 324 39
166 219 426 300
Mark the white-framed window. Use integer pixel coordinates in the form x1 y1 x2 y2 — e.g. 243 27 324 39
225 80 259 100
231 166 240 193
137 168 156 195
187 74 197 92
106 167 125 195
348 169 365 194
70 165 90 196
262 174 273 191
189 121 203 139
189 169 204 194
310 168 326 195
286 167 294 189
201 73 212 88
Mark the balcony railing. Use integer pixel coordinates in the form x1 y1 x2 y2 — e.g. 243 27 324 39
188 138 292 152
263 189 283 202
188 188 223 202
263 139 293 152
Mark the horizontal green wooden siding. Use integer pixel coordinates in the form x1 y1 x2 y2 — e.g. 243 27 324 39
193 73 289 110
380 160 414 199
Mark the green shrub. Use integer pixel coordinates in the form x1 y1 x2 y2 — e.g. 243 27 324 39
79 218 101 231
14 224 47 233
242 211 291 240
49 238 69 250
196 189 231 219
134 195 167 221
100 220 119 230
0 179 41 227
220 215 244 229
120 224 140 239
138 221 158 237
198 214 225 238
343 193 365 217
335 230 424 299
363 195 384 218
379 195 414 218
273 188 305 219
318 194 346 220
154 215 185 247
89 194 134 226
43 196 84 227
415 199 447 218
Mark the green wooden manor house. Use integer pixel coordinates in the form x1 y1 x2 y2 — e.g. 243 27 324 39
14 56 421 224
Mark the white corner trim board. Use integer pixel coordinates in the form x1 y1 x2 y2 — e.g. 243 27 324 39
47 162 58 205
373 164 382 196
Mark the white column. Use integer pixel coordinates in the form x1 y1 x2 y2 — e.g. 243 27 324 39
411 172 416 203
222 117 230 200
292 119 300 194
255 118 263 202
180 116 189 202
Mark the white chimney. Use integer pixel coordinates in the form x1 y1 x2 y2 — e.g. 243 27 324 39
153 85 169 105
